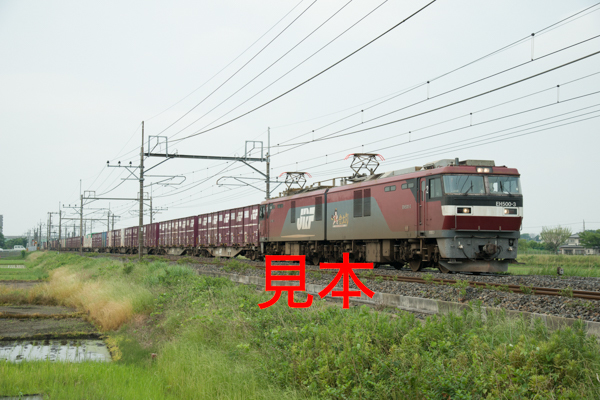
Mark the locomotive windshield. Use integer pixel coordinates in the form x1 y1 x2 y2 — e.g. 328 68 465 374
488 175 521 195
443 175 485 194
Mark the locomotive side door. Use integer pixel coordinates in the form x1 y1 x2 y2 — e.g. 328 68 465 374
418 178 427 236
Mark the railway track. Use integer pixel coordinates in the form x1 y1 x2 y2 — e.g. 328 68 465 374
366 274 600 301
57 251 600 301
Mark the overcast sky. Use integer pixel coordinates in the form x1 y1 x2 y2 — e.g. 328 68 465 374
1 0 599 237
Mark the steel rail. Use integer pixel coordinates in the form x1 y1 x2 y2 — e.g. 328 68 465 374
366 274 600 301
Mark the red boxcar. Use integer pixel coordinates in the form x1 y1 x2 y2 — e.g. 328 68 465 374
218 210 229 246
244 205 259 246
198 214 209 246
92 233 103 248
125 227 139 248
208 212 218 246
145 223 159 248
231 207 244 246
180 216 197 247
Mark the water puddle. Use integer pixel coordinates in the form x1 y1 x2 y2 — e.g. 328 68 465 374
0 339 112 363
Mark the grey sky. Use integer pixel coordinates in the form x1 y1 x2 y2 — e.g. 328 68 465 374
1 0 599 237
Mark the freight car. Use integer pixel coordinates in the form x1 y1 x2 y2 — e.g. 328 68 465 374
51 158 522 273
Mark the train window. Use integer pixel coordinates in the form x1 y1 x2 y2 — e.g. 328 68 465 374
429 178 442 199
354 190 362 218
259 206 265 220
291 201 296 223
315 197 323 221
386 185 397 191
488 176 521 195
364 189 371 216
443 175 485 195
277 204 283 208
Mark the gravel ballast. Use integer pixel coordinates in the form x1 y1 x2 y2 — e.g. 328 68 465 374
185 259 600 322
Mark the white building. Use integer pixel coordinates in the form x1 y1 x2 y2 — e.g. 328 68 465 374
559 233 600 255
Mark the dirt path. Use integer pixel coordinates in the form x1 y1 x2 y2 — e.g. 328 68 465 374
0 281 42 290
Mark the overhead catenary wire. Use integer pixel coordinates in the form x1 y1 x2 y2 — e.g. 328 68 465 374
144 0 307 124
272 82 600 171
98 2 600 204
156 0 319 137
275 49 600 149
166 0 357 141
170 0 438 143
167 0 391 141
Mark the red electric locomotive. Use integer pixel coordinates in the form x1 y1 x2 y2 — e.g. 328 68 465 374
258 158 522 273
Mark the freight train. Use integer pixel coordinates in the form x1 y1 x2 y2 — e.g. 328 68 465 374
49 158 523 273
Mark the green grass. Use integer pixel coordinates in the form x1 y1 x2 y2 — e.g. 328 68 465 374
510 254 600 277
0 267 48 281
2 252 600 399
0 260 26 265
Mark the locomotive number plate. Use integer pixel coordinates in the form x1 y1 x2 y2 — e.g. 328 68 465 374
496 201 517 207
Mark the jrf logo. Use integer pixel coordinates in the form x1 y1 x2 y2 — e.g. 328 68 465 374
297 207 315 230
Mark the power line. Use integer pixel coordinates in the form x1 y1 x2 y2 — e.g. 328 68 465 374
166 0 357 140
167 0 391 141
277 49 600 148
156 0 319 136
144 0 307 124
171 0 438 143
264 29 600 150
274 85 600 171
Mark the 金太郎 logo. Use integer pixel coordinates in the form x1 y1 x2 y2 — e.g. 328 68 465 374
331 208 349 228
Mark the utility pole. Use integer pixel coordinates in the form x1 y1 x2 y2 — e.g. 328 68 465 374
150 197 153 222
266 127 270 200
80 194 83 255
112 214 115 231
58 205 62 253
138 121 144 260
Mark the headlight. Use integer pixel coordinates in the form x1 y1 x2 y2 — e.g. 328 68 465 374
504 208 517 215
457 207 471 214
476 167 492 173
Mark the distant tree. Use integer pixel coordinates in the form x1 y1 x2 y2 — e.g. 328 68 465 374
520 233 533 241
580 229 600 248
540 226 572 253
0 232 5 248
518 238 529 250
5 237 28 249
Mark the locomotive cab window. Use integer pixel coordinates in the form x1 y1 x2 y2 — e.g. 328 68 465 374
443 175 485 195
488 176 521 195
259 205 265 220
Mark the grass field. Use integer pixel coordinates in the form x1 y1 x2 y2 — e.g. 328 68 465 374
510 254 600 277
0 260 26 265
0 267 47 281
0 253 598 399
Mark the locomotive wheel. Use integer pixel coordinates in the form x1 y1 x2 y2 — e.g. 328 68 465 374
437 263 450 273
409 257 423 272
